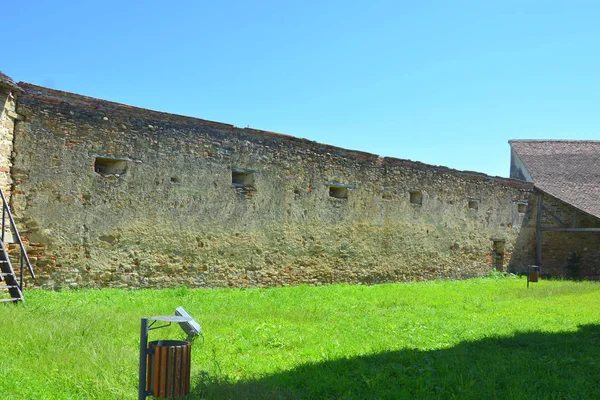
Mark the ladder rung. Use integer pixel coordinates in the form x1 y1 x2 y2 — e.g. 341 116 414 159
0 285 19 289
0 298 19 302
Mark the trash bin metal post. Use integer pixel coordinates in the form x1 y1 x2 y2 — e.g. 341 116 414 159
139 317 150 400
138 310 200 399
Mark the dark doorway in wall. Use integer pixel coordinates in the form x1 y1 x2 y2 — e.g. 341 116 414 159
94 157 127 176
492 239 505 271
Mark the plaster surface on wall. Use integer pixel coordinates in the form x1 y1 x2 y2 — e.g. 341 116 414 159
0 89 16 198
509 148 532 182
13 84 534 289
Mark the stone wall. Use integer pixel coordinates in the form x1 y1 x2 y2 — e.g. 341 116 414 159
12 84 533 289
0 88 16 199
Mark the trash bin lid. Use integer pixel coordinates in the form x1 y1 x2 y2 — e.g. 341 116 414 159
149 315 193 322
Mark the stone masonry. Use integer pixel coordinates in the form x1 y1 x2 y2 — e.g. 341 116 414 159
0 89 16 199
9 83 534 289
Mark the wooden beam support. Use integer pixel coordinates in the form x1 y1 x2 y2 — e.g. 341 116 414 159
536 193 543 269
541 227 600 232
540 204 569 227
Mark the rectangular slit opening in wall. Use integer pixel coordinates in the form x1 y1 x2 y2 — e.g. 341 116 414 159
468 199 479 210
94 157 128 176
492 239 505 271
325 181 354 200
518 203 527 213
409 190 422 205
329 186 348 199
232 169 255 188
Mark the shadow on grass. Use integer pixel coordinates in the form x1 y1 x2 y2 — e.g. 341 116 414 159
188 324 600 400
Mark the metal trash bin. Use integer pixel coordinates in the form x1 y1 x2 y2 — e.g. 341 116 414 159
139 309 201 400
529 265 539 282
146 340 191 399
527 265 540 288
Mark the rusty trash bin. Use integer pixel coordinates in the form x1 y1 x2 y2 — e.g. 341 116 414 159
527 265 540 288
529 266 539 283
146 340 191 398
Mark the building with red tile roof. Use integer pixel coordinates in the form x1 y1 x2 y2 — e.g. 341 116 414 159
510 140 600 278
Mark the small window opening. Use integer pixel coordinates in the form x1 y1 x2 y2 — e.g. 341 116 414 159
329 186 348 199
409 190 422 205
232 170 255 187
94 157 127 176
518 203 527 213
232 169 256 199
170 177 180 183
468 199 479 210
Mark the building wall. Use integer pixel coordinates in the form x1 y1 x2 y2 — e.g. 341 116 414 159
12 84 533 289
506 194 537 272
507 191 600 278
508 143 600 278
0 88 16 199
538 193 600 278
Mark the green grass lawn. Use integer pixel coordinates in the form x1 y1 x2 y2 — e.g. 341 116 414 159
1 277 599 399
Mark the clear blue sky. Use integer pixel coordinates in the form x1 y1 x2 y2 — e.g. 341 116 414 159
4 1 599 177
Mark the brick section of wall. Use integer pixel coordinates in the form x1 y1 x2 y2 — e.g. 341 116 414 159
12 84 534 289
539 194 600 278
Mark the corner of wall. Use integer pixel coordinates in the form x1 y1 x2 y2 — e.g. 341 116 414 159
0 88 17 202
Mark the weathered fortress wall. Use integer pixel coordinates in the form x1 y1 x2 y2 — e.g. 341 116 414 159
0 88 17 199
12 84 533 289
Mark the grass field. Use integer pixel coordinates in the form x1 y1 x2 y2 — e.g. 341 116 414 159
1 276 599 399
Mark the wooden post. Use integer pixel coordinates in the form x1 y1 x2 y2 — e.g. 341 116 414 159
536 192 543 275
